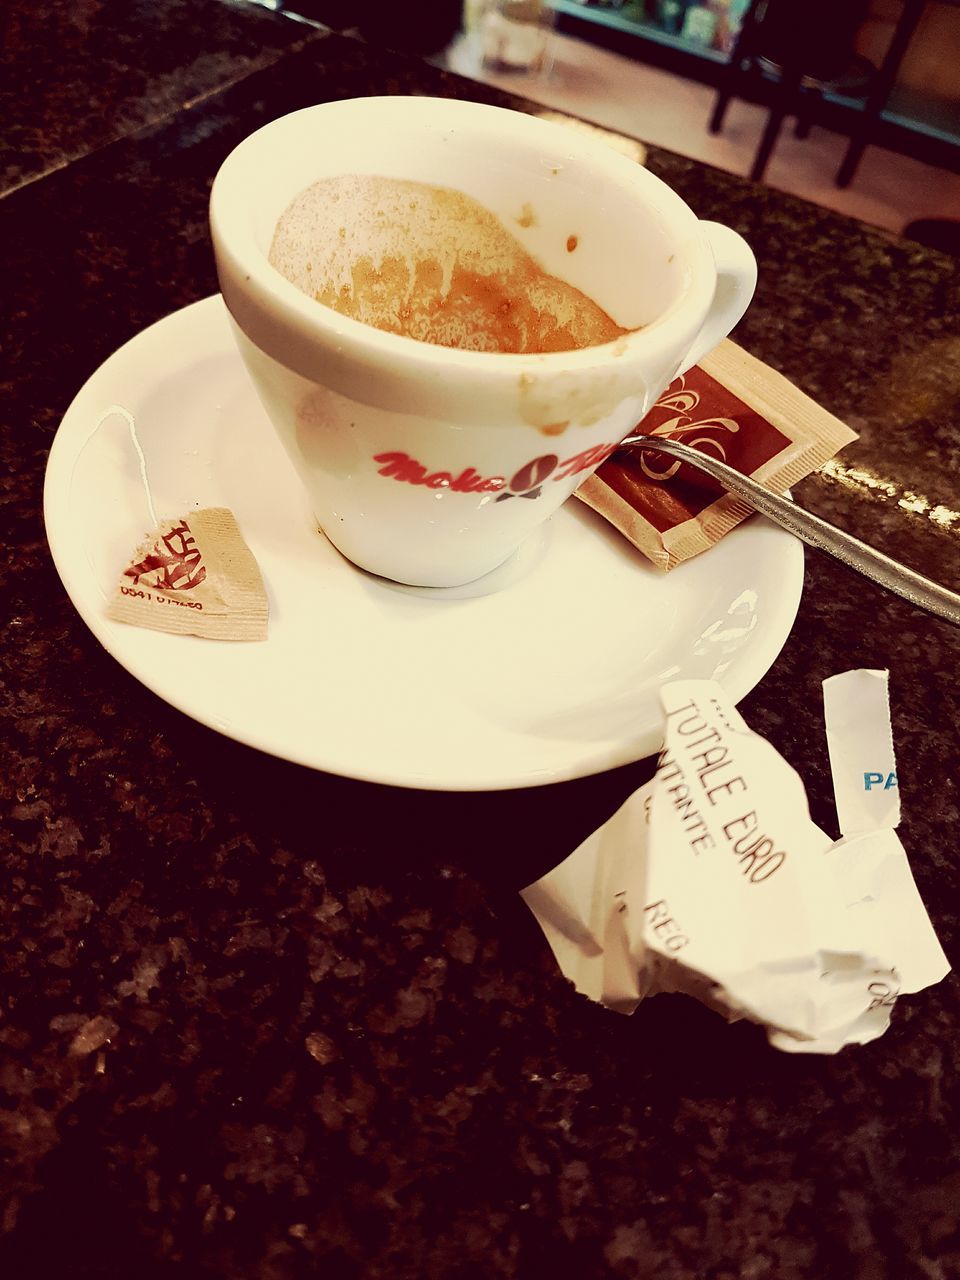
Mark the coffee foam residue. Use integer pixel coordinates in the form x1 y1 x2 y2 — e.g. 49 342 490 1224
268 175 627 355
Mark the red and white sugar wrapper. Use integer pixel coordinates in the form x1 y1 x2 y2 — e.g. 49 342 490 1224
521 675 948 1053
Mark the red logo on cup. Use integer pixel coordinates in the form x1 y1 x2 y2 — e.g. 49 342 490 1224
497 454 559 502
373 442 621 500
373 452 505 492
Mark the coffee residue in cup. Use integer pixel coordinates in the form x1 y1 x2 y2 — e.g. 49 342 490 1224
269 175 629 355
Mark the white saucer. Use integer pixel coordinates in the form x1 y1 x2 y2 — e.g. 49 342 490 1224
44 296 803 791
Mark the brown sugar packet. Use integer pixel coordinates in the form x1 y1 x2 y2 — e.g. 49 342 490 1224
575 340 858 571
107 508 268 640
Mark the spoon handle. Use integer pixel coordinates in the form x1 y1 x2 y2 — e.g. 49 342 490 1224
618 433 960 628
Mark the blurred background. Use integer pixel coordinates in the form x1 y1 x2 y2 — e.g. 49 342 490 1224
253 0 960 244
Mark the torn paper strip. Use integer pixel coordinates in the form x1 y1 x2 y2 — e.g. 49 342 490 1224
823 668 900 835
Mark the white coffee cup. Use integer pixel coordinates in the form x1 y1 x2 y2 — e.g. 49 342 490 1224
210 96 756 587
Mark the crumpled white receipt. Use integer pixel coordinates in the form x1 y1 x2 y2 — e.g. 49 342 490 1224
521 676 948 1053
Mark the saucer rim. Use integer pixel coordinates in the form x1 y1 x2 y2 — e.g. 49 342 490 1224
43 296 805 792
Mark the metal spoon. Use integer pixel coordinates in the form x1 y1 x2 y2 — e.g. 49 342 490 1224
618 433 960 627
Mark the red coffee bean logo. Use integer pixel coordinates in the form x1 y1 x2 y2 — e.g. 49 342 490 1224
508 454 558 494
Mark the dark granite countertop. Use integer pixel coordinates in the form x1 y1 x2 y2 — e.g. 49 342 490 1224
1 3 959 1277
0 0 326 197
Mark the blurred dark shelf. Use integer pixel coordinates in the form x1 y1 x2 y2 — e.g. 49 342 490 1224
550 0 729 83
882 83 960 144
550 0 728 63
550 0 960 171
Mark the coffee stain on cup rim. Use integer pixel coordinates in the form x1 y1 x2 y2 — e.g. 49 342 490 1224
518 371 618 435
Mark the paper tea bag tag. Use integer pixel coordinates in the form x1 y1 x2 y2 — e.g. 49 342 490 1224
107 508 268 640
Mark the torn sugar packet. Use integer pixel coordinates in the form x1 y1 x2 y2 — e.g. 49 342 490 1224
521 678 948 1054
107 508 268 640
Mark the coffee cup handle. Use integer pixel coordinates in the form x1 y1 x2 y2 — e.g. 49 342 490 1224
676 222 758 375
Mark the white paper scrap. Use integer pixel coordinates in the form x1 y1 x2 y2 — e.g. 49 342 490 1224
823 669 900 835
825 829 949 996
521 677 949 1054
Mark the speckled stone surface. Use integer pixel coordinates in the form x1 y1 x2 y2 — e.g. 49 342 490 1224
1 11 959 1279
0 0 326 197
